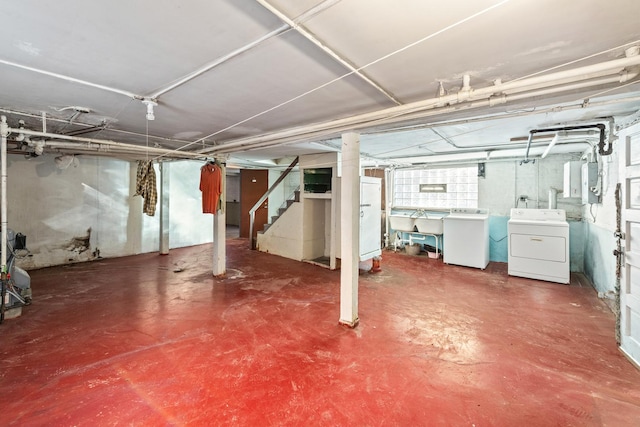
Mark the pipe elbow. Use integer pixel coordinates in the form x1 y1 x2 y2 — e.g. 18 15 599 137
620 67 640 83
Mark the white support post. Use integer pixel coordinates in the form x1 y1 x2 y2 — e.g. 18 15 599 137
0 116 8 274
213 163 226 276
339 132 360 327
158 161 170 255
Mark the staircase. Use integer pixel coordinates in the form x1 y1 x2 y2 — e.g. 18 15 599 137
260 188 300 234
249 156 299 249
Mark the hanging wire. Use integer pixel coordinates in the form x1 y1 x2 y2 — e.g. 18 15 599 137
146 117 149 162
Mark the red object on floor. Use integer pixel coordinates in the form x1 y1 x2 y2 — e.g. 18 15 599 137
1 240 639 426
370 256 382 273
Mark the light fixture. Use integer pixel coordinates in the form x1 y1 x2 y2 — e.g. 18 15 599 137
142 99 157 121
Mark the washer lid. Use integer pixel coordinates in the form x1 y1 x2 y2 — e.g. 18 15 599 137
446 214 489 221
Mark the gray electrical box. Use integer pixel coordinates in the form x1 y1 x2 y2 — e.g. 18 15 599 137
582 162 599 204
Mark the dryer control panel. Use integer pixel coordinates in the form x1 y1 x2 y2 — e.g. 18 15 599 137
510 208 566 222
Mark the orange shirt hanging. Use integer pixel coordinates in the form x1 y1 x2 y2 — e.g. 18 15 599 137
200 162 222 214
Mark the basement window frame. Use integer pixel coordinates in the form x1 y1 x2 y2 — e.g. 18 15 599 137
393 165 478 209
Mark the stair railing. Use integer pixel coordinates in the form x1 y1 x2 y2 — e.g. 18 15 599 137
249 156 299 249
279 186 300 212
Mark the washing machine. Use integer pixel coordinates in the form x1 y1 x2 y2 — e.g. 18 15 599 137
443 208 490 269
508 208 569 284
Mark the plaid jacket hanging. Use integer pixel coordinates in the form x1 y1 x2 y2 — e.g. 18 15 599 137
135 160 157 216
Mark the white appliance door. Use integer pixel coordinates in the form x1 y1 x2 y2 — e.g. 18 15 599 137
444 216 488 269
359 177 382 260
509 233 567 262
621 122 640 366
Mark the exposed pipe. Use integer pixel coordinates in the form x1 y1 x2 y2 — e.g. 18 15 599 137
296 0 343 21
541 133 560 159
384 167 393 249
0 108 198 147
527 123 608 156
256 0 401 105
7 128 205 160
389 142 591 165
208 73 625 156
38 141 199 159
431 128 463 149
0 59 139 99
391 73 637 128
548 187 559 209
150 0 343 101
197 53 640 155
0 116 8 319
521 132 535 164
148 25 290 99
64 122 108 137
372 94 640 136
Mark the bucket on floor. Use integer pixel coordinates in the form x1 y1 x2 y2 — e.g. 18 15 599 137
405 244 421 256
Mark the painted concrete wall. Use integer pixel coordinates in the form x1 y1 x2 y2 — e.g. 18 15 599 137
225 174 240 226
256 202 303 260
479 154 583 218
6 154 213 270
582 144 619 294
390 154 586 269
302 198 329 260
480 154 585 269
167 160 215 249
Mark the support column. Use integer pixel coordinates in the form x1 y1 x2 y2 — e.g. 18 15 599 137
213 162 226 276
0 116 7 273
158 161 170 255
339 132 360 327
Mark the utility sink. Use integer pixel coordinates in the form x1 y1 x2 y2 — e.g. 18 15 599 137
389 214 415 232
414 216 444 234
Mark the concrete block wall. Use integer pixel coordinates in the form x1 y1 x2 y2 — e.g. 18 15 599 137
581 146 619 294
7 155 213 270
478 154 585 269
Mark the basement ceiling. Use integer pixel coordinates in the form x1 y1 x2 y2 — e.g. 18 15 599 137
1 0 639 167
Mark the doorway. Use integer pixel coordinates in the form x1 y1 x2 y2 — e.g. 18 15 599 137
620 122 640 367
239 169 269 245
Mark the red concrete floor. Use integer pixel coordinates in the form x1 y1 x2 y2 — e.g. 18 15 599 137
2 239 640 426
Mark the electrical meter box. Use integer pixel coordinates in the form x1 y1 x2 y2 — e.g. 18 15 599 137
582 162 599 204
563 161 582 198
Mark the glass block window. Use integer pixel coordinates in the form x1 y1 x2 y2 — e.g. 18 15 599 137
393 166 478 208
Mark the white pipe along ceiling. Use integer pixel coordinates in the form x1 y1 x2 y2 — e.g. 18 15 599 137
196 51 640 157
0 1 638 165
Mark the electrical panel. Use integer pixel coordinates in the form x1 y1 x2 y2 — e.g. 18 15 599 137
582 162 599 204
563 161 582 198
